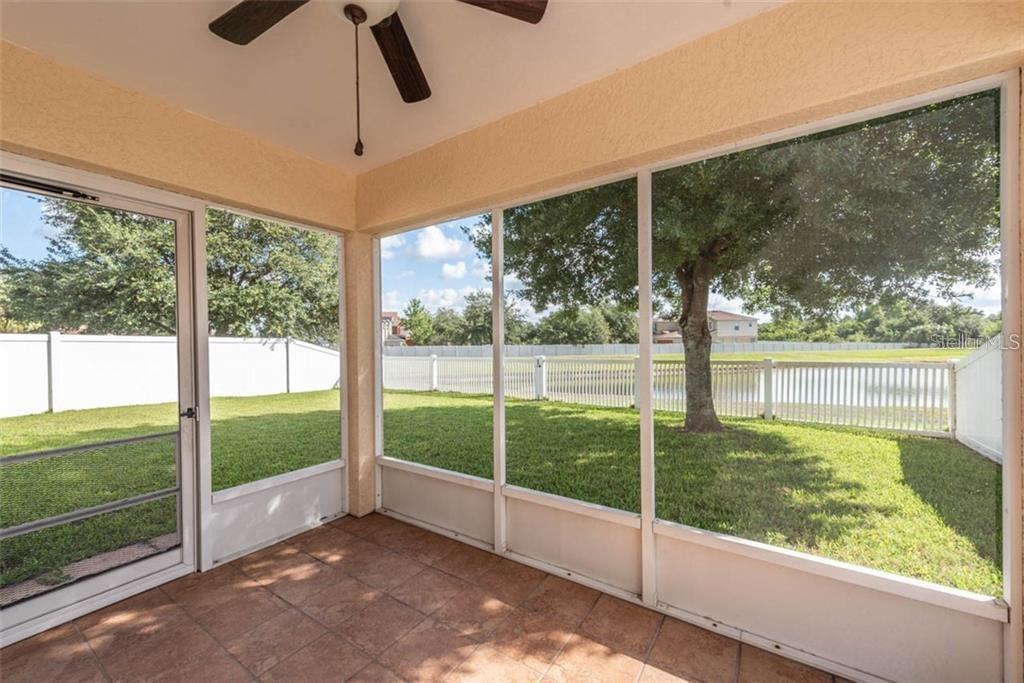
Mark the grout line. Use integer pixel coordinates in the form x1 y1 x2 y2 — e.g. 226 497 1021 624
73 622 113 683
635 611 667 682
257 630 332 679
734 638 743 683
180 590 259 678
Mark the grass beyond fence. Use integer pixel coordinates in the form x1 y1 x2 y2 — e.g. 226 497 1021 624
0 388 1001 598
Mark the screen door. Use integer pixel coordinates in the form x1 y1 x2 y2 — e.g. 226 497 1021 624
0 177 196 627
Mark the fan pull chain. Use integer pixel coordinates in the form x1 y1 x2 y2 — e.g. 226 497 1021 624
353 19 364 156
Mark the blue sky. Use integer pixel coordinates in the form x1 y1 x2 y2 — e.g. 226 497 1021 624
1 190 54 261
379 216 498 315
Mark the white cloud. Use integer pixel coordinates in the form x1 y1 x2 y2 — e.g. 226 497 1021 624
382 290 403 309
471 259 490 279
512 297 542 323
441 261 467 280
414 225 463 260
380 234 406 260
418 288 460 311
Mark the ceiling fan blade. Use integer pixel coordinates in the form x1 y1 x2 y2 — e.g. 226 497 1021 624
456 0 547 24
209 0 309 45
371 13 431 104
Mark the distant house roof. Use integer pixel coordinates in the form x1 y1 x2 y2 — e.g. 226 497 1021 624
382 311 400 322
708 310 758 322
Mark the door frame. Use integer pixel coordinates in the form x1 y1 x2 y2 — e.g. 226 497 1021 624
0 152 202 645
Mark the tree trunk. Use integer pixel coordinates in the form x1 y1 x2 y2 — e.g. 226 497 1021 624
676 261 723 433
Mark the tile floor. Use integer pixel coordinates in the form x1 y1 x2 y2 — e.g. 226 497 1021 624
2 513 850 682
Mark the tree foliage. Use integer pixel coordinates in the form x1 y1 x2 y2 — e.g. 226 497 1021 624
468 91 1001 431
2 205 340 345
760 301 1001 344
401 298 435 345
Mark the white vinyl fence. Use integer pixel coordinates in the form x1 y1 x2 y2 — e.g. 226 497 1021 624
1 333 1001 460
953 337 1003 460
383 353 1002 460
0 333 340 418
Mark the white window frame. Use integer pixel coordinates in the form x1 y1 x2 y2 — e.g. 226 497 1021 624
372 71 1021 680
0 151 202 645
195 204 349 570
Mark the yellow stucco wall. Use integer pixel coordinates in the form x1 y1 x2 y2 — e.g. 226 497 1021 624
0 41 356 232
357 1 1024 233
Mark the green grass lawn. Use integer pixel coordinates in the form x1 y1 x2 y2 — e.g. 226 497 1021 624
0 390 341 589
383 390 1001 596
0 387 1001 598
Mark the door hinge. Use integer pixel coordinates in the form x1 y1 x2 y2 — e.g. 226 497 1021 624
180 407 197 419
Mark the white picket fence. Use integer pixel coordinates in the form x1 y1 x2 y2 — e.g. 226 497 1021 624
384 355 957 437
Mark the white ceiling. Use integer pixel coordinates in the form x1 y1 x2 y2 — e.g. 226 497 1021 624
1 0 779 173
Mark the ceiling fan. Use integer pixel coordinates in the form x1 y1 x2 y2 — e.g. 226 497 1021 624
209 0 548 156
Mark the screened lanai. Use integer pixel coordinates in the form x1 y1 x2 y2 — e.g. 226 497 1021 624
1 2 1023 681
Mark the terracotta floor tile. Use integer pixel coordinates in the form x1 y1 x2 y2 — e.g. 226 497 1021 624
296 527 359 564
367 521 428 553
75 588 190 659
433 586 514 640
235 544 307 581
161 563 238 600
98 617 224 682
433 545 502 583
345 547 426 591
298 574 382 630
224 608 326 676
0 624 106 683
638 663 699 682
349 662 404 682
738 645 831 683
483 607 575 673
446 645 542 682
287 524 333 547
249 553 348 605
2 533 832 683
194 586 291 643
645 618 738 683
578 594 662 659
389 566 468 615
339 594 427 655
399 531 463 565
546 633 645 683
169 566 265 617
378 618 478 681
146 644 251 683
520 575 600 626
324 538 393 574
260 632 372 682
331 513 399 538
476 559 546 606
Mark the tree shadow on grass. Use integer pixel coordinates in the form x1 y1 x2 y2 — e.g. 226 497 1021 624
897 437 1001 568
383 397 887 553
653 416 886 551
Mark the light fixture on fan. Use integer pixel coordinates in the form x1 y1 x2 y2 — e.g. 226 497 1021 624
208 0 548 156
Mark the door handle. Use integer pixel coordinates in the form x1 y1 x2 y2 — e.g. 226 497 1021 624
179 407 197 419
